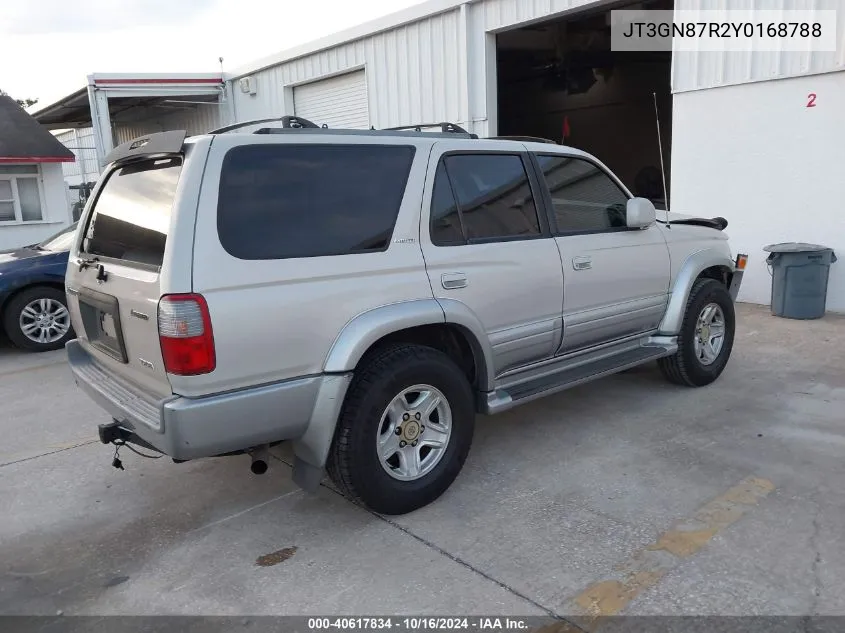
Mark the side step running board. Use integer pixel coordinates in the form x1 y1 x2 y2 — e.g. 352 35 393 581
483 344 675 415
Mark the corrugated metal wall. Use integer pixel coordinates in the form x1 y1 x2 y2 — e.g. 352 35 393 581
54 128 99 186
672 0 845 92
478 0 610 30
113 103 222 145
231 0 845 134
233 9 464 129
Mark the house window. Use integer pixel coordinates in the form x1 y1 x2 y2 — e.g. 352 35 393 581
0 165 43 223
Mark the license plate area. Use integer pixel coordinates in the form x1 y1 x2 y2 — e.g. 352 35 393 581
78 287 128 363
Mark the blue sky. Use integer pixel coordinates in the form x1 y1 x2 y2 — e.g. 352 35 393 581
1 0 421 109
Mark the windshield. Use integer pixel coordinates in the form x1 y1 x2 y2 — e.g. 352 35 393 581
38 222 79 252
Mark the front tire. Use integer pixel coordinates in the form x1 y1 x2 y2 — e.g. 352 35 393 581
327 344 475 515
658 278 735 387
3 286 75 352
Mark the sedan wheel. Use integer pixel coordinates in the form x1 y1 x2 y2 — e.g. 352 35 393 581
3 286 75 352
19 298 72 346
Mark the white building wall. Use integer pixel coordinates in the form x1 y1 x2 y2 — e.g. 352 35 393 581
478 0 613 30
228 0 845 133
672 0 845 93
224 0 845 312
233 10 466 131
231 0 623 136
54 128 99 187
0 163 72 250
671 70 845 313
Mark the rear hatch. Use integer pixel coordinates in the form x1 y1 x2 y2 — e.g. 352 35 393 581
66 151 185 399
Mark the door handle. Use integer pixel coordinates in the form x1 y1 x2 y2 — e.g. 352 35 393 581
572 256 592 271
441 273 467 289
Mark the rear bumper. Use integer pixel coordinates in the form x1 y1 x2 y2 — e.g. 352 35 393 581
67 339 336 461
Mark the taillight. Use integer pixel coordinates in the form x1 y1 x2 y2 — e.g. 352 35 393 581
158 294 216 375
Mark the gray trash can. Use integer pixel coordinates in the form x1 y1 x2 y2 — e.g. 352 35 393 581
764 243 837 320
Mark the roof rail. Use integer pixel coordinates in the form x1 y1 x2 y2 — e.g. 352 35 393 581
251 128 477 140
385 122 472 135
209 115 321 134
489 136 559 145
211 118 478 139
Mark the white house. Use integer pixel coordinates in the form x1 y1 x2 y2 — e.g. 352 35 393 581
32 0 845 311
0 96 75 250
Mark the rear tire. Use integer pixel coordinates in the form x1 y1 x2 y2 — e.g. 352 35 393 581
658 278 735 387
327 344 475 515
3 286 74 352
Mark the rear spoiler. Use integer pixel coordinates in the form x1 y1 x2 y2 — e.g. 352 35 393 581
104 130 187 166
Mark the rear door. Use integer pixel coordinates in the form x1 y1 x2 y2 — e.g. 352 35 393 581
66 155 185 399
420 142 564 376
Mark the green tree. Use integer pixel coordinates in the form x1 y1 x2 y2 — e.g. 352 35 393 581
0 89 38 108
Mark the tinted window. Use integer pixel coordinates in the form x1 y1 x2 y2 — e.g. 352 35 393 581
434 154 540 243
430 162 464 245
83 158 182 267
217 144 415 260
537 156 629 233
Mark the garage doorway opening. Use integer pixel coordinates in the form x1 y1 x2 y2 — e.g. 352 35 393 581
496 0 673 208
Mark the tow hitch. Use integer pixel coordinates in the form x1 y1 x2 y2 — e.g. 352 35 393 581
98 420 162 469
98 420 132 445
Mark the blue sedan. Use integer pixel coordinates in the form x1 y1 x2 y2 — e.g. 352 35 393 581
0 222 77 352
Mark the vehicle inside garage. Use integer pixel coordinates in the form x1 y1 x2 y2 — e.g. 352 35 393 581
496 0 674 207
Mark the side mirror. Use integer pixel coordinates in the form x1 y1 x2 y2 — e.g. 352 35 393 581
627 197 657 229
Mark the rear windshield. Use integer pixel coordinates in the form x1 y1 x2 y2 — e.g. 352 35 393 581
82 157 182 267
217 144 415 260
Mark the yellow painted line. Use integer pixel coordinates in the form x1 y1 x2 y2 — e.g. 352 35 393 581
565 476 775 626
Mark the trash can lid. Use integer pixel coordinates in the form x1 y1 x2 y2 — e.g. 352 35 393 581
763 242 832 253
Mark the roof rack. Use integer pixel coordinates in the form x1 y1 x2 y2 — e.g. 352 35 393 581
384 122 472 135
211 118 478 139
489 136 559 145
253 127 478 139
209 115 322 134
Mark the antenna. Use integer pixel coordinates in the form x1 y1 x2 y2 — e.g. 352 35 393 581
653 92 671 227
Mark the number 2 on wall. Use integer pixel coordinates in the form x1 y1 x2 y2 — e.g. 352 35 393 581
807 93 817 108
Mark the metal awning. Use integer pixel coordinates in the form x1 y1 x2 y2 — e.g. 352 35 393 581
31 74 225 130
30 73 227 167
30 88 91 130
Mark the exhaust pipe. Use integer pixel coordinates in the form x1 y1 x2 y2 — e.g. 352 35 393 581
249 446 270 475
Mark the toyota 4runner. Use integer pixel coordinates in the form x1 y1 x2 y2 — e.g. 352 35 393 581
65 118 746 515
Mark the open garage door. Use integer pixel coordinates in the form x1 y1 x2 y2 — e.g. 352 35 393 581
293 71 370 129
496 0 673 208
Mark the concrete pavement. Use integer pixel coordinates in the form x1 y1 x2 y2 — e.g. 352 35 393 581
1 304 843 618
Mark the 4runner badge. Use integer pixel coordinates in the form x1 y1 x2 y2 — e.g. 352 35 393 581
393 237 416 244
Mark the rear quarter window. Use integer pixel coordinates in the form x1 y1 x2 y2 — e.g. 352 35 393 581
217 144 416 260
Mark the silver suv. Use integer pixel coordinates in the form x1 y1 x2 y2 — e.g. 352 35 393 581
66 118 746 515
